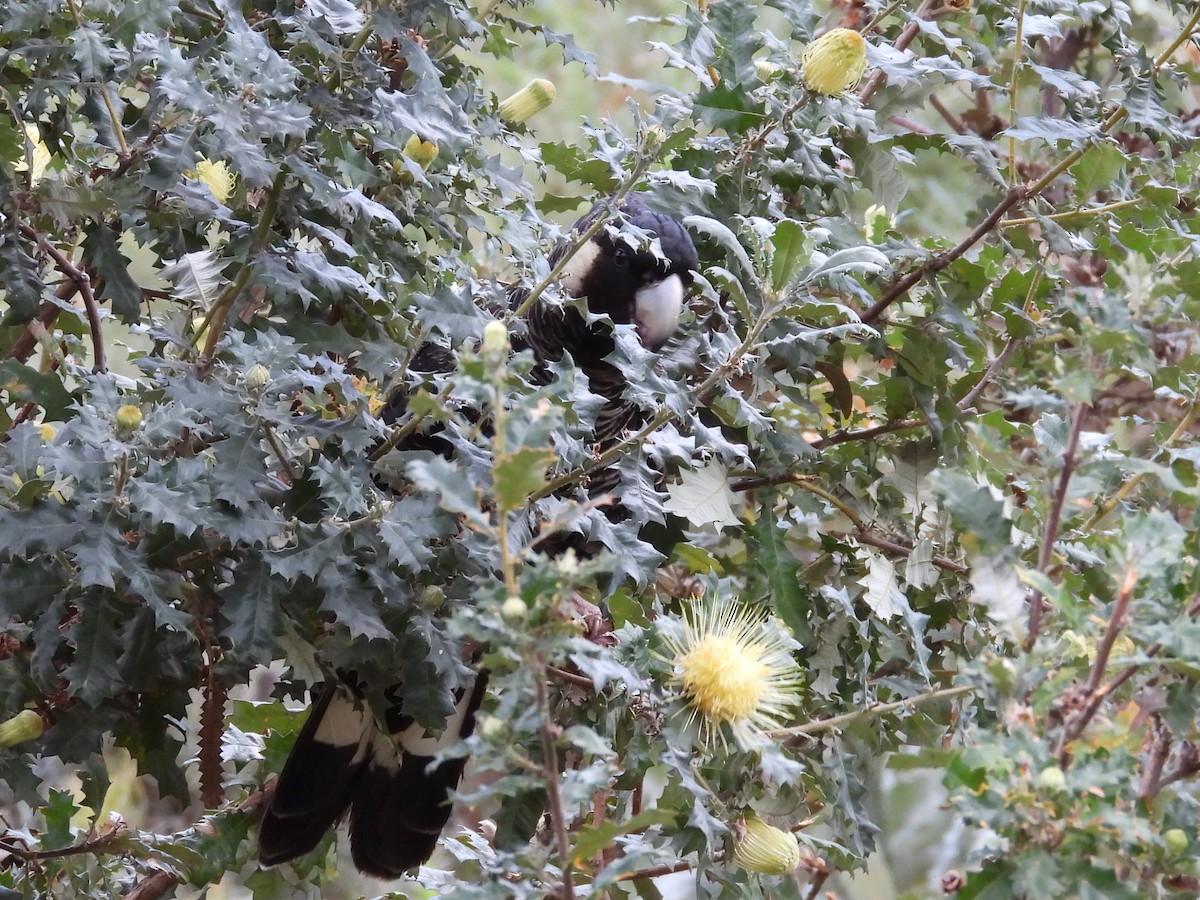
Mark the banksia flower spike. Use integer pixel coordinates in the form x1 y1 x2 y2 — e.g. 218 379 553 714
402 134 439 170
732 815 801 876
0 710 44 748
115 404 143 433
800 28 869 95
662 598 803 751
498 78 557 124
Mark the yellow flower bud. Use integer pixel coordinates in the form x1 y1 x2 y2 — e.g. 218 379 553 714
115 404 143 432
500 595 527 621
244 364 270 390
754 59 780 82
1164 828 1189 855
498 78 556 124
38 423 56 442
402 135 439 170
732 816 800 876
0 709 44 748
482 319 510 355
800 28 869 96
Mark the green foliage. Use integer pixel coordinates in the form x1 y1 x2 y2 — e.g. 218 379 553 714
1 0 1200 897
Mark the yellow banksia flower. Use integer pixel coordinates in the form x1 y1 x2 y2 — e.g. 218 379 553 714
733 816 801 876
498 78 556 124
800 28 869 95
402 134 439 170
662 598 803 751
15 124 51 186
184 158 235 204
0 709 44 748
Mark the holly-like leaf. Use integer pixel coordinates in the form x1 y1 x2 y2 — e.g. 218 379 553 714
663 460 739 529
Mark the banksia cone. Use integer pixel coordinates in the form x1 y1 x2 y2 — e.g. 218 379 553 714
115 404 143 432
800 28 868 95
732 816 801 876
662 598 803 751
0 710 44 748
498 78 556 124
244 364 270 390
402 134 439 169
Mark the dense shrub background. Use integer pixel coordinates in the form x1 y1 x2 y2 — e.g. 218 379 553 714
2 0 1200 897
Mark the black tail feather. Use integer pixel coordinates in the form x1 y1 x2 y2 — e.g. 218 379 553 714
259 673 488 874
258 683 369 866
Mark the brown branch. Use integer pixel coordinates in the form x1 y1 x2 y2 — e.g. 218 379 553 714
1137 717 1172 805
928 94 967 134
547 665 595 691
956 338 1022 412
0 822 127 861
1055 565 1138 766
19 224 106 372
813 418 927 450
1083 566 1138 696
1027 403 1088 648
889 115 933 135
777 684 977 746
844 529 967 573
804 870 832 900
857 0 938 105
536 663 574 899
613 856 716 882
125 869 180 900
861 183 1029 325
4 281 74 365
1152 742 1200 796
1098 594 1200 701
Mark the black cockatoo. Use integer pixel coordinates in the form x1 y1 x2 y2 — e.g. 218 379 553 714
257 196 699 877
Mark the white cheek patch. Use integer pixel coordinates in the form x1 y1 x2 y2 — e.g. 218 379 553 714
559 239 603 297
635 273 685 350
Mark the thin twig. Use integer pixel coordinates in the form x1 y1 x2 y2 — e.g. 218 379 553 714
1054 566 1138 766
956 337 1022 412
613 856 718 882
804 870 832 900
844 529 967 573
547 665 595 690
1008 0 1028 186
4 284 73 365
811 418 926 449
19 224 106 372
862 184 1028 325
1026 403 1087 648
367 382 454 463
1001 198 1141 228
0 824 127 861
197 166 288 366
1081 400 1198 532
928 94 966 134
855 9 1200 329
857 0 938 105
1136 717 1171 804
1083 566 1139 696
535 664 574 899
776 684 976 744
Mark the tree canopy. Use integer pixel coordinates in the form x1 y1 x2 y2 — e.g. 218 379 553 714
2 0 1200 897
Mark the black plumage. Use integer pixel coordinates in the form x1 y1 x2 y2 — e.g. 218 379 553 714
257 197 698 877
